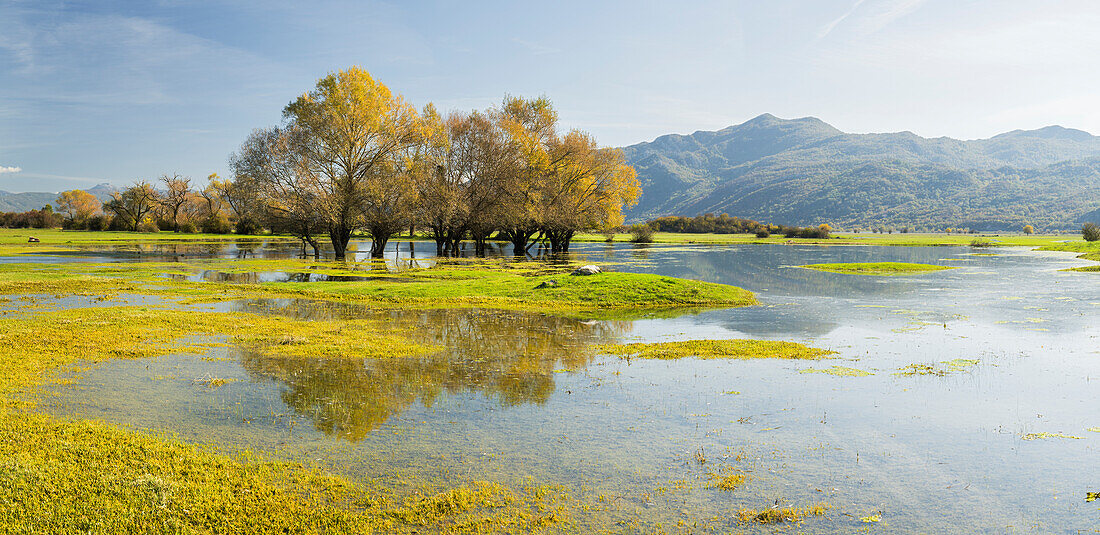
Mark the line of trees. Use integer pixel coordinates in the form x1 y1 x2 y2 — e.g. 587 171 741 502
227 67 640 259
54 174 236 233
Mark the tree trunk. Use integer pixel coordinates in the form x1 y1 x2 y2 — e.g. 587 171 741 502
370 235 388 258
330 226 352 261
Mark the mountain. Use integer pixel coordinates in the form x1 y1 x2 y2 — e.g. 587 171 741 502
0 183 117 213
622 114 1100 230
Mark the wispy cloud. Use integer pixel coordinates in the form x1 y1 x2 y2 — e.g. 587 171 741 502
0 166 21 174
817 0 927 39
859 0 929 34
511 37 560 56
818 0 868 39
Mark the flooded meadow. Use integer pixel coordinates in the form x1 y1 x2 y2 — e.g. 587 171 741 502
20 241 1100 533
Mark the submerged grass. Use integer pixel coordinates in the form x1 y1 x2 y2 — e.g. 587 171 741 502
799 262 955 276
1020 432 1084 441
893 359 979 377
799 366 873 377
593 339 835 360
0 305 578 534
735 503 828 524
704 469 746 491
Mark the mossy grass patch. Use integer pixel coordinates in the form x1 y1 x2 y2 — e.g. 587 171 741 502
799 262 955 276
595 339 834 360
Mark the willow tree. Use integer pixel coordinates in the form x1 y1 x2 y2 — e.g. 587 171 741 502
495 96 558 255
284 67 427 259
159 173 192 231
104 181 158 231
231 127 326 256
55 189 101 227
416 108 510 256
540 131 640 252
494 96 639 254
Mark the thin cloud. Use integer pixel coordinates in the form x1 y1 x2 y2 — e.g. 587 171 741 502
818 0 927 39
0 166 22 174
818 0 868 39
511 37 560 56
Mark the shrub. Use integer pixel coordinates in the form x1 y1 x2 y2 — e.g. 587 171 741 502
755 229 770 238
136 220 160 233
86 215 110 231
1084 223 1100 242
969 238 992 247
108 215 132 231
782 225 830 239
629 223 654 243
178 221 198 233
201 215 232 234
234 217 261 235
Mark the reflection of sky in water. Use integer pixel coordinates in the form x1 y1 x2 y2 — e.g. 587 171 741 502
35 243 1100 533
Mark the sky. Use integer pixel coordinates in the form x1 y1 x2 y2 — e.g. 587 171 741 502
1 0 1099 192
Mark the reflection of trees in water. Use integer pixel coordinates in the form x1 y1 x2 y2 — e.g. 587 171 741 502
235 306 631 442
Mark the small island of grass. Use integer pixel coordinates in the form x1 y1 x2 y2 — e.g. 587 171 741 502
594 339 834 360
799 262 955 276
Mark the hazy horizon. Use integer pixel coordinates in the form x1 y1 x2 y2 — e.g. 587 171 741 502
2 0 1099 192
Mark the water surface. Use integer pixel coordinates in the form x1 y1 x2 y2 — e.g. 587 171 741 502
34 243 1100 533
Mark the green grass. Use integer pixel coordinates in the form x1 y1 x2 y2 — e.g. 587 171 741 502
2 228 1080 254
594 339 834 360
1038 240 1100 271
0 258 757 318
799 262 956 276
572 231 1081 247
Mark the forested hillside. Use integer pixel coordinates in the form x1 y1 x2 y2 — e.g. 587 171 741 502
623 114 1100 230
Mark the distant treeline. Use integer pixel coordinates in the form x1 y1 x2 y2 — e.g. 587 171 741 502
643 213 831 238
0 208 63 229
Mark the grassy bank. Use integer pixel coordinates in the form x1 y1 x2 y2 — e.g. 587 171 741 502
1036 240 1100 271
798 262 956 276
0 258 757 317
573 231 1081 247
0 228 1083 256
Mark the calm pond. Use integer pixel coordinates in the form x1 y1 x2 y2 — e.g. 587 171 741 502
33 242 1100 533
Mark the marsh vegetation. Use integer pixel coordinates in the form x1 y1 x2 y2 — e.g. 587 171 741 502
2 231 1098 533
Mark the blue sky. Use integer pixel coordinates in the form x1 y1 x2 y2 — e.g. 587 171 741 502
1 0 1098 192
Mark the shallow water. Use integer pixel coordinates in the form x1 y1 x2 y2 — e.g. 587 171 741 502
34 243 1100 533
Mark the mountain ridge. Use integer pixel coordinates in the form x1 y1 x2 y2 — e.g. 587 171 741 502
621 114 1100 230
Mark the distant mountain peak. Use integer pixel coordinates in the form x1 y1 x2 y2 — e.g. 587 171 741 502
993 125 1095 142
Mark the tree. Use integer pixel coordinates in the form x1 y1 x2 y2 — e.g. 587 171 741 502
231 127 327 256
104 182 158 231
198 173 232 233
210 175 261 234
538 130 640 253
283 66 427 259
495 96 558 255
1022 224 1034 235
55 190 101 227
160 174 192 230
416 108 511 256
1084 222 1100 242
159 174 192 231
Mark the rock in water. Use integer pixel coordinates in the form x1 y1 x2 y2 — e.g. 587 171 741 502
571 265 601 276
